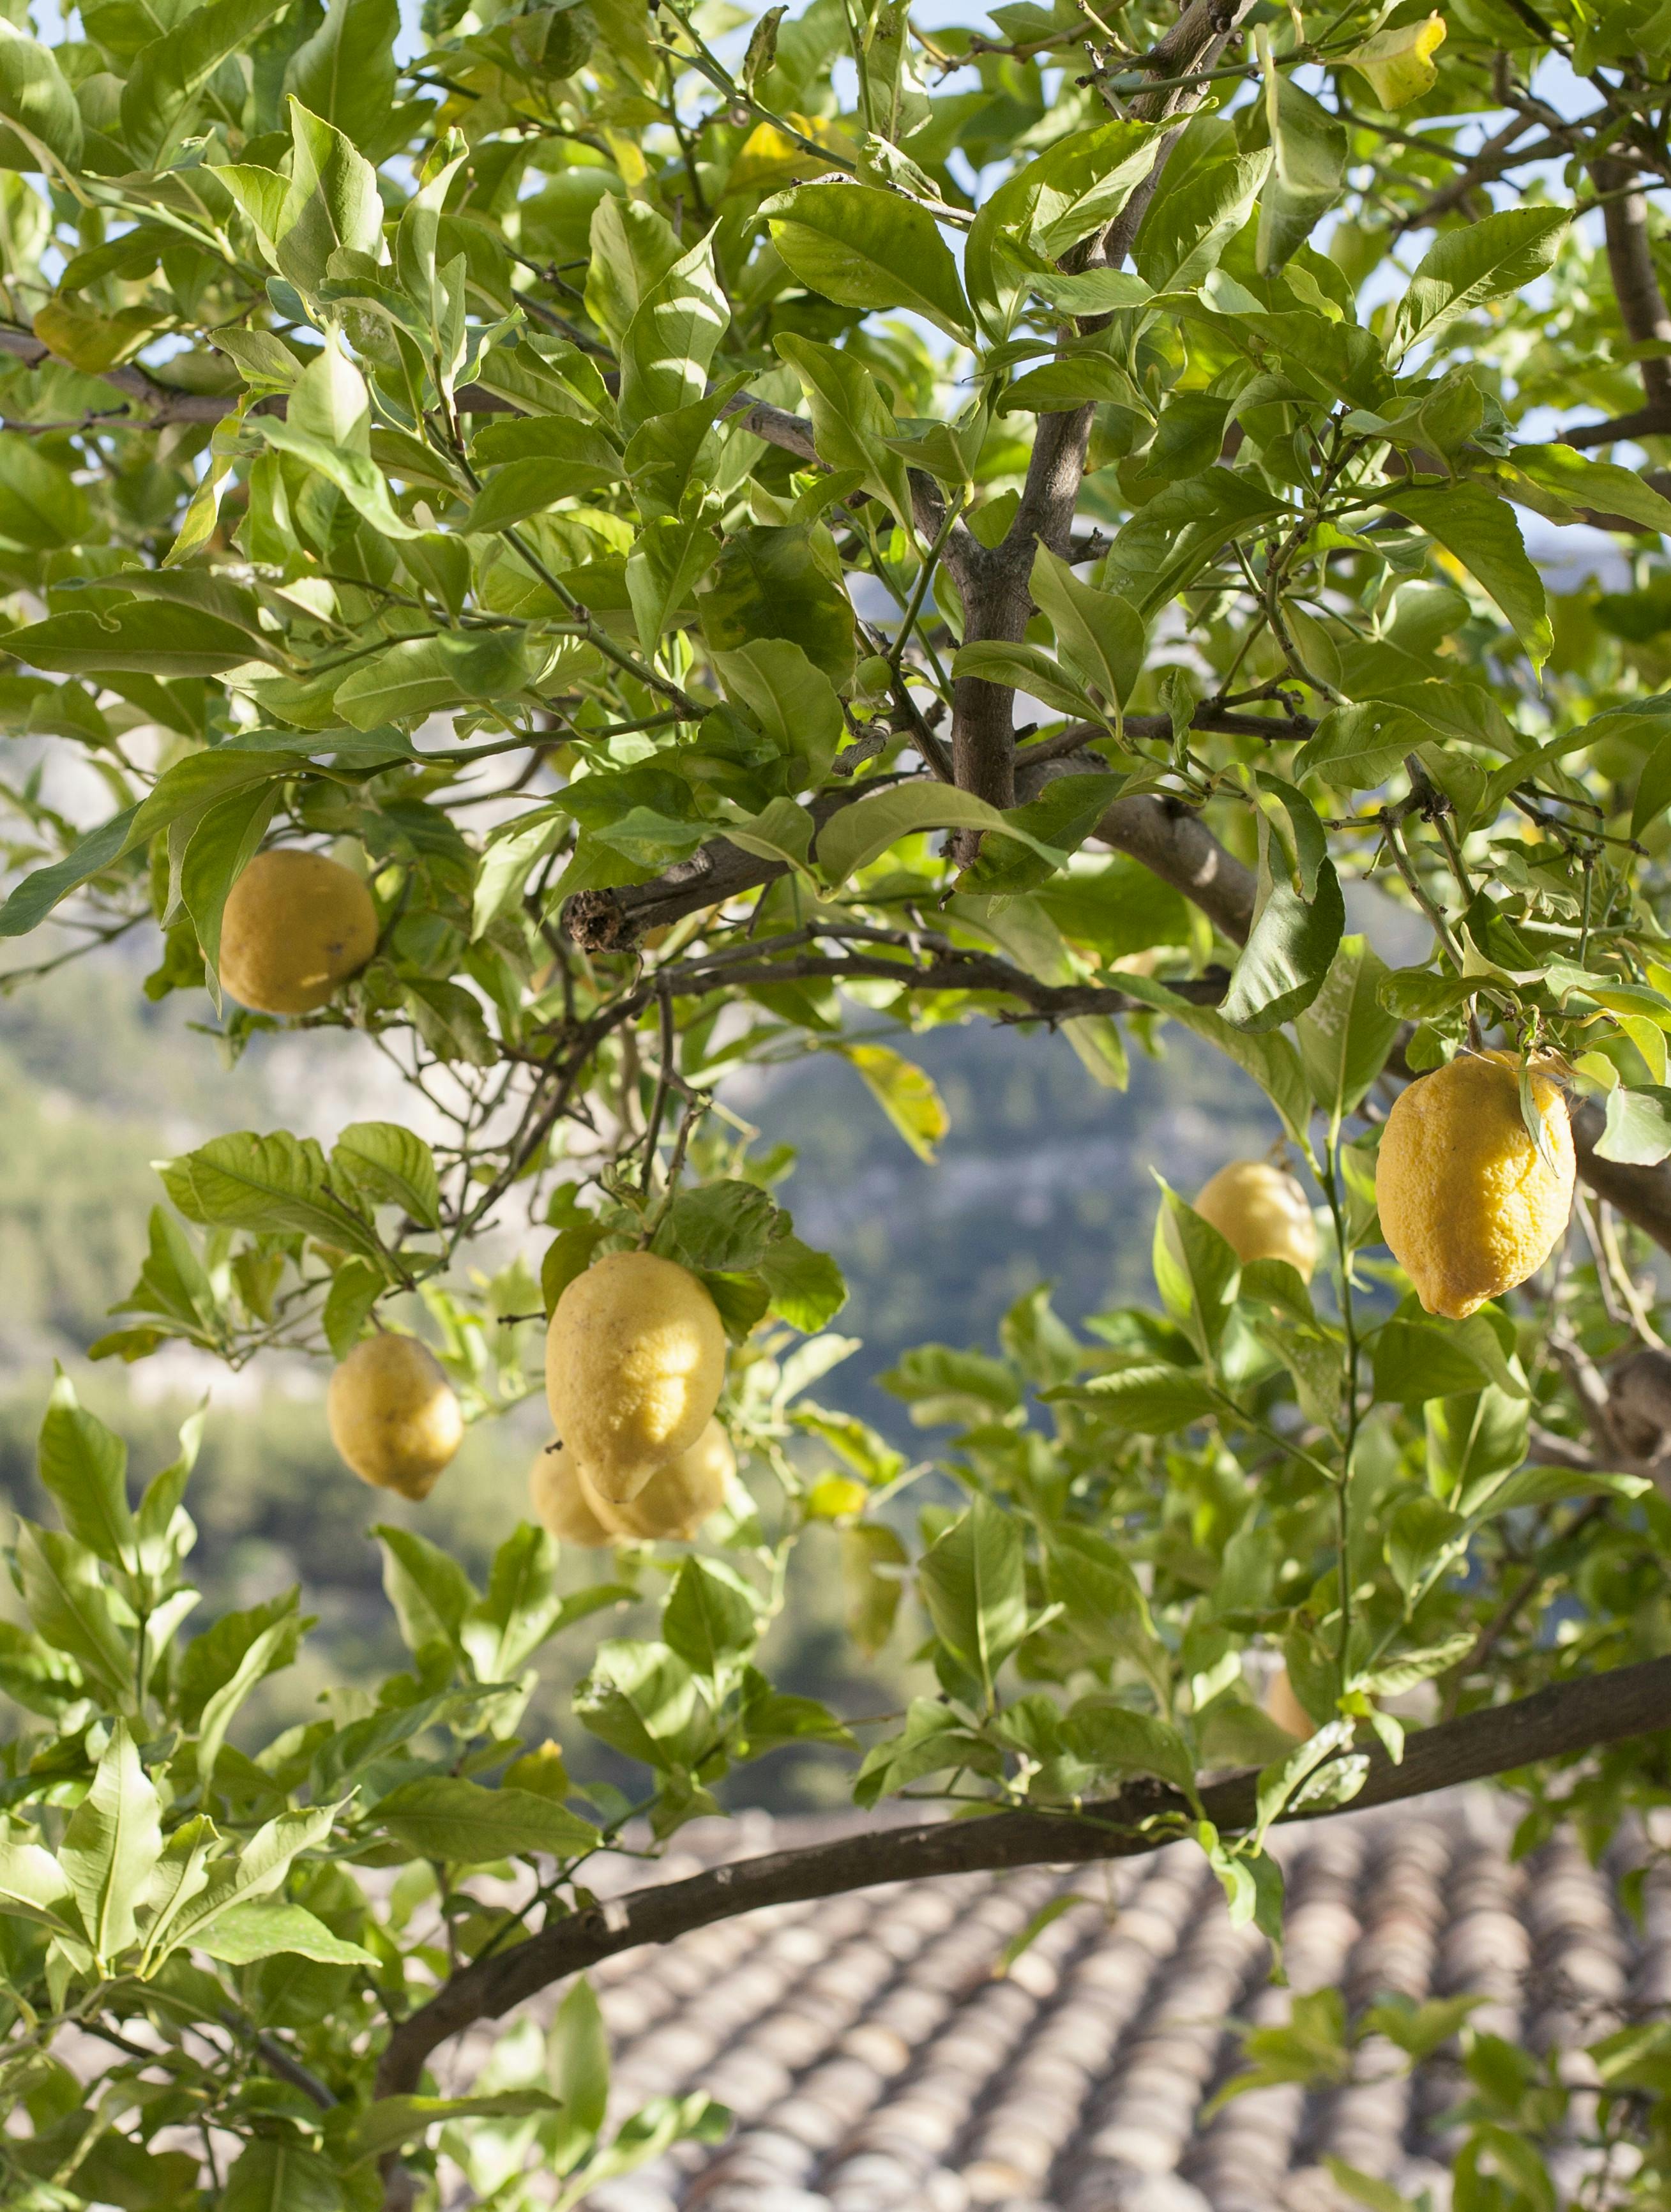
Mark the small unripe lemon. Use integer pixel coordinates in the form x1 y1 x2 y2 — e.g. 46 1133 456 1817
327 1334 463 1498
603 1420 734 1540
529 1443 620 1547
1376 1050 1575 1321
218 848 379 1015
1194 1160 1317 1280
545 1252 726 1503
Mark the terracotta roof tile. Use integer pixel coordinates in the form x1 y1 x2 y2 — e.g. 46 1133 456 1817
446 1791 1661 2212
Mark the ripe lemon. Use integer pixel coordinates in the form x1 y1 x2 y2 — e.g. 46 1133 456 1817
327 1333 464 1497
1375 1050 1574 1321
605 1420 734 1540
1194 1160 1317 1280
545 1251 726 1502
529 1443 620 1547
218 848 379 1015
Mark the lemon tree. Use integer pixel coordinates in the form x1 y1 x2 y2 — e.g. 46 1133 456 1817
11 0 1671 2202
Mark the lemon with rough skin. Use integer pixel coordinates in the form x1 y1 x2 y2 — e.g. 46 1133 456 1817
603 1420 734 1540
327 1333 463 1497
1376 1050 1575 1321
545 1251 727 1503
529 1443 620 1547
1194 1160 1317 1280
218 848 379 1015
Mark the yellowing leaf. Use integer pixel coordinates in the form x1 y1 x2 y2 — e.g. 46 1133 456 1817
1340 15 1446 110
727 113 856 196
33 298 153 374
838 1042 949 1162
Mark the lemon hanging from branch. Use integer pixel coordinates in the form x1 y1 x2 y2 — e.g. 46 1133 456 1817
1375 1052 1575 1321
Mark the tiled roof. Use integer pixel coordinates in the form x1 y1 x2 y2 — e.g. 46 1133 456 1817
458 1792 1671 2212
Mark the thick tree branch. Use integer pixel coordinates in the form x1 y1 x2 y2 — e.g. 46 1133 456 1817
372 1654 1671 2109
1596 160 1671 408
1559 403 1671 450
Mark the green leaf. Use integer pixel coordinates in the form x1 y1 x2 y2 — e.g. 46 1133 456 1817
38 1370 133 1569
147 1803 336 1964
1221 858 1345 1032
59 1722 160 1962
1389 207 1567 360
1371 1318 1504 1404
548 1976 610 2158
0 432 89 547
284 0 398 153
14 1521 134 1703
698 522 856 688
662 1557 760 1681
274 96 384 292
1296 935 1398 1124
223 2139 345 2212
122 0 290 169
573 1639 705 1770
1029 542 1146 708
660 1179 780 1271
774 333 918 536
161 1130 384 1262
342 2093 563 2165
766 181 972 339
842 1523 909 1655
759 1231 847 1331
1509 444 1671 534
837 1042 949 1161
1134 148 1271 292
6 604 278 678
1594 1083 1671 1165
714 637 845 787
374 1777 600 1863
1294 701 1423 791
460 1522 566 1680
1062 1699 1197 1797
195 1612 303 1789
195 1900 375 1965
965 117 1158 333
949 639 1104 722
1387 482 1550 667
0 24 79 172
331 1121 442 1229
618 236 729 436
817 784 1040 884
1153 1184 1239 1362
918 1496 1027 1695
1257 72 1345 273
376 1522 476 1656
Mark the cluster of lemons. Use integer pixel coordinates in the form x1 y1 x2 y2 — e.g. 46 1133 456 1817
215 850 1578 1517
326 1254 733 1547
1202 1052 1574 1321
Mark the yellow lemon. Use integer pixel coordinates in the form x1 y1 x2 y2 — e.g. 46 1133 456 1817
545 1251 727 1502
1375 1050 1574 1321
218 848 379 1015
1193 1160 1317 1280
529 1443 620 1547
327 1334 463 1498
602 1420 735 1540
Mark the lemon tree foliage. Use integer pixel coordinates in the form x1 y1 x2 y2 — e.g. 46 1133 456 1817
9 0 1671 2199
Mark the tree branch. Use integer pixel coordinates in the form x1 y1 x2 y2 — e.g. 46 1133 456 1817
372 1653 1671 2108
1596 160 1671 407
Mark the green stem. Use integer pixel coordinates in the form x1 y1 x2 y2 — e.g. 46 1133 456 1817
1320 1139 1359 1697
